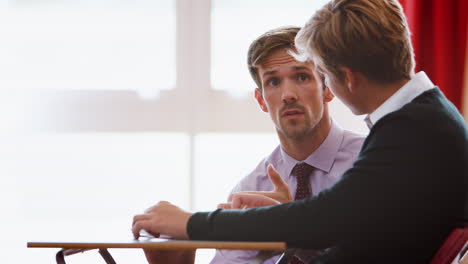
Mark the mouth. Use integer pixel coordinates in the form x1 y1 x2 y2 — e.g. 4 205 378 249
281 109 305 119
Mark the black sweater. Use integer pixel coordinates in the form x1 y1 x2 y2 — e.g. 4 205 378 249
188 88 468 264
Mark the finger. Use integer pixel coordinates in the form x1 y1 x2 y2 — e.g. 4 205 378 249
267 164 288 191
231 193 246 209
227 192 250 202
132 220 145 239
230 190 270 197
132 219 154 239
133 214 151 226
231 193 275 209
217 203 232 209
142 229 161 239
233 191 278 201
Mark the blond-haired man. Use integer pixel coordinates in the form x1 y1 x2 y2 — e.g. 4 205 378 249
133 1 467 263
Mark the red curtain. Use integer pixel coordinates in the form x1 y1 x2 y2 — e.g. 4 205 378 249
399 0 467 110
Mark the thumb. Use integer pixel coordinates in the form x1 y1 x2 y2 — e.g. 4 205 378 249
217 203 232 209
267 164 288 192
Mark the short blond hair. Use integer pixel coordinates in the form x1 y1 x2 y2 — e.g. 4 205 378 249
247 26 300 90
296 0 414 83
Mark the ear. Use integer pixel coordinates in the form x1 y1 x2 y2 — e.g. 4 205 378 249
323 86 334 103
254 88 269 113
341 67 357 93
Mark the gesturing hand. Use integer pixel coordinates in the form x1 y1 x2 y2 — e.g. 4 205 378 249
218 164 293 209
132 201 192 240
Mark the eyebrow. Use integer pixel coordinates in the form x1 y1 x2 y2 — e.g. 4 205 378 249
262 66 312 78
262 70 278 78
293 66 312 72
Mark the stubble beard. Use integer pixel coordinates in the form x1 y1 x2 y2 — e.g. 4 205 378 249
279 116 316 141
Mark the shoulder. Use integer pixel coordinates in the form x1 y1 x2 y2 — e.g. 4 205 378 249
376 96 467 139
366 97 467 154
325 128 365 178
340 129 366 155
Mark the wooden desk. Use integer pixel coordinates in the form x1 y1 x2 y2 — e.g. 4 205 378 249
28 237 287 264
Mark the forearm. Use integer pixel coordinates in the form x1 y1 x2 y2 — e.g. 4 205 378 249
187 199 335 249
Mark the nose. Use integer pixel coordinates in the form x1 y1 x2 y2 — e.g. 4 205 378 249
281 80 298 104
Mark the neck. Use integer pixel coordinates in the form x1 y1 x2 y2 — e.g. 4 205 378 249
279 112 332 161
362 78 410 114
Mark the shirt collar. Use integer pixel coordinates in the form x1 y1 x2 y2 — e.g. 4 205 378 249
279 120 344 177
365 71 434 129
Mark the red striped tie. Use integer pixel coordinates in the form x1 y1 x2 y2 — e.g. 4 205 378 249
289 162 314 264
293 163 313 201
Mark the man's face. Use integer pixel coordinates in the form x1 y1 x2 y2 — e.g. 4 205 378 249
255 48 333 140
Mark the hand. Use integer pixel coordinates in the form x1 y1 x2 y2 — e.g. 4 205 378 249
132 201 192 240
231 192 281 208
218 164 293 209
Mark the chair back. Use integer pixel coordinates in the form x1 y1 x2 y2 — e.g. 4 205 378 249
429 225 468 264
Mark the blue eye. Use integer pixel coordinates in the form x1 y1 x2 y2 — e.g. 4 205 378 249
297 73 310 82
267 78 280 86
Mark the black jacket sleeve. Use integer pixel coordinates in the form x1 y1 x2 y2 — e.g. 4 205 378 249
187 107 467 256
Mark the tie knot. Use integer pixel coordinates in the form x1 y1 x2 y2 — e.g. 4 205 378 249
292 163 314 178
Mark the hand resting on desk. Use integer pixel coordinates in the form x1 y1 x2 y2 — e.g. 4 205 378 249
131 164 291 264
132 201 192 240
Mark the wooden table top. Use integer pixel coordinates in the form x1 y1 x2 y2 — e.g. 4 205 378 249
27 237 287 251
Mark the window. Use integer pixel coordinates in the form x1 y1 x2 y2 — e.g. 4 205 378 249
0 0 175 97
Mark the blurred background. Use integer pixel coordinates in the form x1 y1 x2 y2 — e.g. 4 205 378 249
0 0 465 263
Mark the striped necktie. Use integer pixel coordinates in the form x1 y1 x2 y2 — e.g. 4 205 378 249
292 162 313 200
288 162 314 264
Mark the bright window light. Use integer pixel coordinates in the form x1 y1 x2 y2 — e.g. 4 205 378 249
1 132 189 264
0 0 175 95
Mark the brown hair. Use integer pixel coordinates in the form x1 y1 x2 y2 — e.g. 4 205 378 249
295 0 414 83
247 26 300 90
